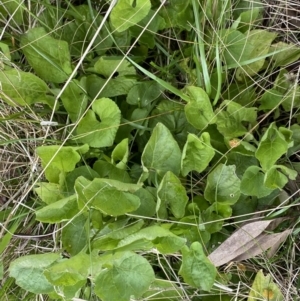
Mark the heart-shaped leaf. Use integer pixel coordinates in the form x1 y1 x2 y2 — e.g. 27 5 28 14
110 0 151 32
204 164 241 205
76 98 121 148
94 251 155 301
179 242 217 291
184 86 215 130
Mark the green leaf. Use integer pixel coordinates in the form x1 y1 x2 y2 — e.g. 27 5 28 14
75 177 140 216
62 214 87 256
159 0 193 30
149 99 195 148
0 42 11 61
274 68 293 94
179 242 217 291
110 0 151 32
92 237 120 252
236 30 277 78
142 278 183 300
205 124 228 156
91 219 145 251
57 281 86 300
181 132 215 176
118 225 186 254
62 5 113 56
142 122 181 177
282 86 300 112
94 251 155 301
216 114 246 139
271 71 300 112
153 236 187 254
227 152 259 179
216 101 257 138
35 182 64 204
238 7 264 32
240 166 274 198
222 82 257 107
259 89 283 111
203 211 225 235
264 165 297 190
44 253 89 286
171 215 211 245
93 160 132 183
9 253 60 294
0 221 18 256
87 57 136 99
76 98 121 148
279 126 294 147
204 164 241 205
232 0 264 32
108 219 144 240
288 124 300 156
157 171 188 219
94 56 133 78
269 42 300 67
131 188 156 217
233 0 264 18
129 10 166 48
264 168 288 190
255 123 292 170
224 100 257 121
111 138 129 170
258 190 280 208
233 195 258 223
37 144 87 173
87 75 135 100
0 0 24 25
36 144 88 183
0 69 51 106
201 208 226 234
129 107 149 136
239 141 257 154
206 202 233 219
248 270 284 301
35 195 79 223
126 81 162 106
61 79 88 123
184 86 215 130
91 178 142 192
64 166 100 195
90 209 103 230
219 29 254 66
20 27 72 83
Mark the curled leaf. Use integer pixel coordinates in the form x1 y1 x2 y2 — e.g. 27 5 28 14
76 98 121 148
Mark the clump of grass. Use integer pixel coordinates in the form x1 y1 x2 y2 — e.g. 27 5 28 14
0 98 59 299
